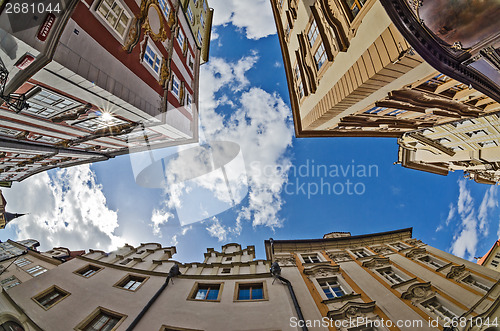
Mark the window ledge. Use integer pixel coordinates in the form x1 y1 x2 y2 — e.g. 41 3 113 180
322 292 361 304
391 277 418 289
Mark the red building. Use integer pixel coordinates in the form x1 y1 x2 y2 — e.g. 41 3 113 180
0 0 212 183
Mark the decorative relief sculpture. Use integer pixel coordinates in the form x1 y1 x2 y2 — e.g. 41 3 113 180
401 282 434 303
362 257 390 268
446 264 467 280
405 247 427 259
327 251 352 262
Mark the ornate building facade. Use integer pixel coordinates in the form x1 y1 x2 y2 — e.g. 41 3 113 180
265 228 500 330
0 0 212 184
271 0 500 138
1 229 500 330
397 112 500 184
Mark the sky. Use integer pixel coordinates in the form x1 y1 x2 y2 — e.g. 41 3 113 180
2 0 500 264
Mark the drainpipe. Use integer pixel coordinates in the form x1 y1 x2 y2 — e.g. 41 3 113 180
269 238 308 331
125 264 180 331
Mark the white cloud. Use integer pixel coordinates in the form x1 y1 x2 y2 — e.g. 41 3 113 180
3 165 125 252
151 52 293 239
478 186 498 235
209 0 276 40
448 180 498 260
206 217 228 242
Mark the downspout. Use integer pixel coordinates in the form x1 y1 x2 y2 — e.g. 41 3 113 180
269 238 308 331
125 264 180 331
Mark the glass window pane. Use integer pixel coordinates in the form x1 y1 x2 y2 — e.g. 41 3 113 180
195 288 207 300
206 288 219 300
252 287 263 300
239 288 250 300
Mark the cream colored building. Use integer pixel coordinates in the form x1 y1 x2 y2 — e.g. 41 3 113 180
2 229 500 330
271 0 500 138
0 241 300 331
397 112 500 184
265 228 500 330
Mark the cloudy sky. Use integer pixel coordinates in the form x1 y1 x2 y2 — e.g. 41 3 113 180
2 0 500 264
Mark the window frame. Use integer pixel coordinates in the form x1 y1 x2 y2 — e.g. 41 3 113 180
301 253 322 264
25 265 47 277
316 277 350 300
376 266 409 285
142 39 163 78
418 255 446 270
187 282 223 302
93 0 133 43
233 281 268 302
171 74 181 99
187 4 194 23
75 306 127 331
420 296 460 324
32 285 70 310
74 264 104 279
113 274 149 292
462 274 492 292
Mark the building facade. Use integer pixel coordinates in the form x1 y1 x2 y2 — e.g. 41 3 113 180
265 228 500 330
478 240 500 272
0 0 212 184
0 241 298 331
1 229 500 330
271 0 500 138
397 112 500 184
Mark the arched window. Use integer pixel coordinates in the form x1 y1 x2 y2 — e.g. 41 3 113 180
0 321 25 331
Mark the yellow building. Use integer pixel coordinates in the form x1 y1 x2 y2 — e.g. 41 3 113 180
478 240 500 272
180 0 214 64
397 112 500 184
271 0 500 138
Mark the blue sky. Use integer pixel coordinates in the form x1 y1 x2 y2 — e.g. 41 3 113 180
2 0 499 264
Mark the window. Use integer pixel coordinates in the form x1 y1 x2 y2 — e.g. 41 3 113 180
197 30 203 44
295 64 304 98
158 0 169 18
479 141 497 148
171 75 180 98
33 286 69 310
377 267 406 285
387 109 407 116
419 255 445 269
187 5 193 23
318 278 345 299
119 258 132 265
302 254 321 263
345 0 367 18
352 249 369 258
202 0 207 12
73 114 128 132
177 29 185 48
189 283 222 301
75 307 126 331
221 268 231 274
200 13 205 28
13 257 32 267
314 42 327 71
364 106 387 114
466 130 488 138
0 321 24 331
491 259 499 267
462 275 491 292
144 44 161 75
307 20 319 47
225 257 232 261
114 274 147 291
0 275 20 290
96 0 131 37
0 127 22 137
26 265 47 277
26 88 81 118
236 283 265 301
75 264 103 278
391 242 409 251
422 297 459 322
186 94 192 111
